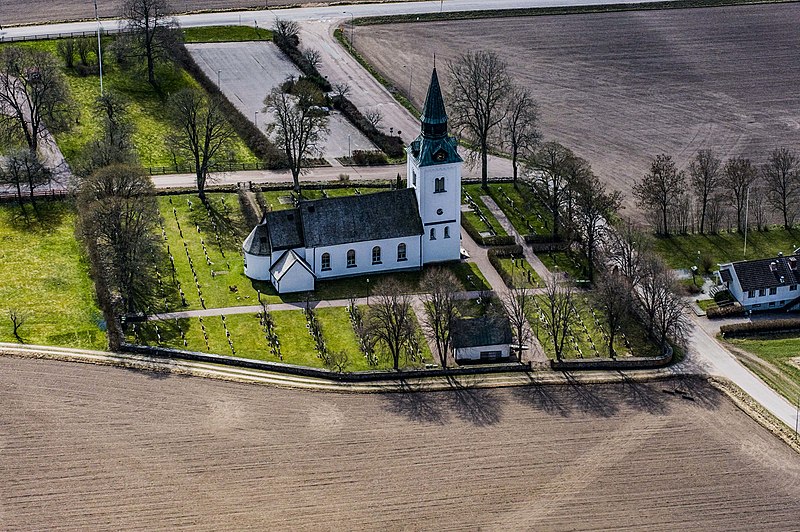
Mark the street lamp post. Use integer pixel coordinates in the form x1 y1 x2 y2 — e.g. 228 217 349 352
217 69 222 88
366 278 370 306
343 11 354 47
94 0 104 96
254 110 259 127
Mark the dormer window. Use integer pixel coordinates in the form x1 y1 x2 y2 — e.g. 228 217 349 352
433 149 447 162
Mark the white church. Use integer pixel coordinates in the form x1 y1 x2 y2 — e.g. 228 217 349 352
242 68 463 293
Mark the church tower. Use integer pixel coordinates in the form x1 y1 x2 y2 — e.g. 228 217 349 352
407 67 463 264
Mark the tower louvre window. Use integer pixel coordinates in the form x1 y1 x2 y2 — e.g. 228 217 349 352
434 177 445 193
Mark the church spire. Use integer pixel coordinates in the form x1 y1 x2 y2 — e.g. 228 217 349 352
420 67 448 139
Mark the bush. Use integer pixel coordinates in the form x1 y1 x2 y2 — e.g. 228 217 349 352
720 317 800 336
351 150 388 166
254 189 269 214
713 288 734 304
461 216 516 246
707 304 746 319
699 252 715 274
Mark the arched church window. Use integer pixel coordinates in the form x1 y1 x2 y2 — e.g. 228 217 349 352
444 226 450 239
434 177 445 193
347 249 356 267
321 252 331 271
430 228 436 240
372 246 382 264
397 243 407 261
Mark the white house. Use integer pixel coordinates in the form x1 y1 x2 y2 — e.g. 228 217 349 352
243 67 463 293
716 253 800 312
452 315 513 363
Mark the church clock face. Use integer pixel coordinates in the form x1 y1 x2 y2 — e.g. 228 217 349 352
437 208 444 215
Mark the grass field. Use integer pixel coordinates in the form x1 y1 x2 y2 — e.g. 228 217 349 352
725 334 800 402
538 249 589 280
356 3 800 219
462 185 508 237
183 25 273 43
495 256 541 288
8 39 256 169
653 227 800 270
4 360 799 530
0 202 104 349
483 183 553 237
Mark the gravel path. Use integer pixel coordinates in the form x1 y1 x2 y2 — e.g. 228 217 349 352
2 357 799 530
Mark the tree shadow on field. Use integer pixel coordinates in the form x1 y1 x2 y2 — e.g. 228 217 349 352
444 376 504 427
616 373 670 416
511 375 572 417
560 372 619 418
380 380 449 425
660 376 723 410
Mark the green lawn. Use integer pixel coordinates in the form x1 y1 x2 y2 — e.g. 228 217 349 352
183 26 273 43
483 182 553 237
14 39 256 169
696 299 718 312
653 228 800 270
725 335 800 402
496 256 541 288
462 185 507 237
0 202 105 349
530 294 657 360
538 250 589 280
258 187 385 212
315 306 379 371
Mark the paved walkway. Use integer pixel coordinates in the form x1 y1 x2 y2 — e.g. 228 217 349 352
481 195 553 282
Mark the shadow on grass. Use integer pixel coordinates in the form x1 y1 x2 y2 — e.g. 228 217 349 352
4 200 70 233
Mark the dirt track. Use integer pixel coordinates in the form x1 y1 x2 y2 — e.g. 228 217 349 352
355 4 800 217
2 356 799 530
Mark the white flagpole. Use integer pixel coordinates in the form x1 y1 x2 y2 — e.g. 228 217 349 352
743 185 750 257
95 0 104 96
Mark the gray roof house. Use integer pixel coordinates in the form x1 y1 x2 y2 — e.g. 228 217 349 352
716 253 800 312
452 315 513 363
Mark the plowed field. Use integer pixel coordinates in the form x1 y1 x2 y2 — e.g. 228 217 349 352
356 3 800 216
2 356 799 530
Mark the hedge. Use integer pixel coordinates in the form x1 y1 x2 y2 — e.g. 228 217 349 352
487 245 525 288
461 216 516 246
706 304 747 319
237 188 260 228
332 96 405 158
171 42 286 168
351 150 388 166
274 33 332 92
720 318 800 337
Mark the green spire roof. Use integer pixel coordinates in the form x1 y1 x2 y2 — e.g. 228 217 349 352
420 67 448 138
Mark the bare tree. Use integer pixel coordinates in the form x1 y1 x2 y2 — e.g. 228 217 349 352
366 279 416 370
530 141 573 239
324 350 349 373
168 88 235 201
332 82 351 100
543 276 574 361
689 150 722 234
633 154 686 235
502 286 532 360
75 37 93 66
447 51 511 188
607 223 651 288
301 48 322 70
571 166 621 281
272 18 300 46
502 86 539 183
264 77 329 193
653 288 690 351
363 108 383 130
80 91 137 175
723 156 758 233
594 271 631 357
56 38 76 68
636 254 674 337
0 149 51 207
421 267 461 368
120 0 178 89
762 147 800 230
8 308 27 342
76 164 161 314
0 46 73 153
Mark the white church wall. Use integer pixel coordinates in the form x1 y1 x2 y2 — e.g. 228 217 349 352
243 253 272 281
310 235 423 280
422 222 461 264
272 261 315 293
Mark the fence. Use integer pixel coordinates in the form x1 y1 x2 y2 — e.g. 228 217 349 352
549 344 674 371
0 28 127 44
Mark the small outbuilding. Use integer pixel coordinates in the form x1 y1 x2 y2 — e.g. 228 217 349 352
452 315 513 363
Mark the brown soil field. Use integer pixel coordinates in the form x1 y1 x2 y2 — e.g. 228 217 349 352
2 357 800 530
0 0 400 26
356 4 800 216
